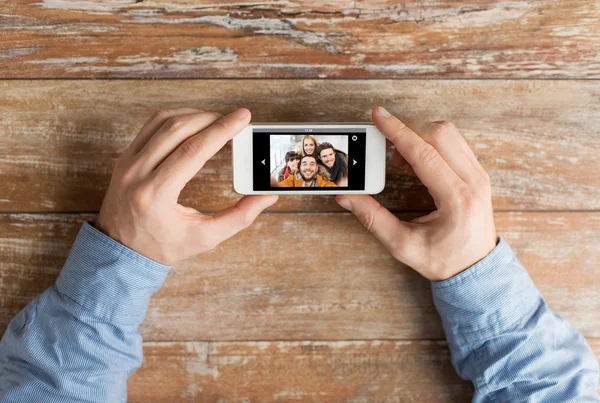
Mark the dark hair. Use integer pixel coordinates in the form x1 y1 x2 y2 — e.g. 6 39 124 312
285 151 300 163
316 142 335 158
300 154 317 165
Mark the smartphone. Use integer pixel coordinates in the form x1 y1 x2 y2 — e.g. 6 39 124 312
232 123 386 195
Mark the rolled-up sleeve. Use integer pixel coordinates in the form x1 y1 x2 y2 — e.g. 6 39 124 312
432 237 600 402
0 220 170 402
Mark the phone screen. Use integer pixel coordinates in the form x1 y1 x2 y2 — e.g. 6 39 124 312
252 128 366 191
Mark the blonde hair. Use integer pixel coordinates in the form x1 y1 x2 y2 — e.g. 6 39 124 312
300 135 319 157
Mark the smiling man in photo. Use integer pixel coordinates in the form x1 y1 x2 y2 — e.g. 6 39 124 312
317 142 348 186
279 155 337 187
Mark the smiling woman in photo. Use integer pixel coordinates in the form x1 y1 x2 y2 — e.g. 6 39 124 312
300 135 319 157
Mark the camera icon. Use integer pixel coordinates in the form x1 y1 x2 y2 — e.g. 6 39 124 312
352 135 358 141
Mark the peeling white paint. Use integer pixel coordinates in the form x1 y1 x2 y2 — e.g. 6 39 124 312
35 0 134 12
364 64 439 73
552 26 590 37
124 14 341 54
436 2 533 29
117 47 237 65
0 47 40 60
25 57 107 65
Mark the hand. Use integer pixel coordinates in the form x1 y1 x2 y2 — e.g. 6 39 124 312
95 108 277 265
336 106 497 281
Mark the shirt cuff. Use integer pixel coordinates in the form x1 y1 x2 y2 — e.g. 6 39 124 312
55 220 171 326
430 237 542 348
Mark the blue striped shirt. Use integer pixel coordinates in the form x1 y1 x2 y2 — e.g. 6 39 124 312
1 220 599 402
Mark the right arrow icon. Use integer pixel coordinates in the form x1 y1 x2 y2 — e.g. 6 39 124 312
353 159 357 165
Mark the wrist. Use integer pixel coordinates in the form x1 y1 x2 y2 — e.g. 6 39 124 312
444 236 498 281
430 237 541 347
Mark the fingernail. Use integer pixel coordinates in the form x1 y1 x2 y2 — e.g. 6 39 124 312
233 108 249 119
336 196 352 211
376 106 391 118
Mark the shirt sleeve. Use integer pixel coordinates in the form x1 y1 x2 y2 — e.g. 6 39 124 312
0 220 171 403
431 237 600 402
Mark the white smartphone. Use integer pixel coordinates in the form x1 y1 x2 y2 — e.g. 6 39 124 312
232 123 386 195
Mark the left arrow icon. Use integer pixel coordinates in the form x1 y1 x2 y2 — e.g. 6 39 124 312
261 159 266 165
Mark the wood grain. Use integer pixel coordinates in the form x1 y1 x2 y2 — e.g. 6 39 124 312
128 339 600 402
1 1 599 78
1 212 598 341
1 80 598 212
128 340 474 402
3 1 599 399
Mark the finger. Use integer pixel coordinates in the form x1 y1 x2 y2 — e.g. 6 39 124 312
199 195 278 247
404 120 485 186
126 108 203 155
135 111 222 176
336 194 415 263
431 120 489 179
372 106 464 204
429 120 477 159
153 108 251 196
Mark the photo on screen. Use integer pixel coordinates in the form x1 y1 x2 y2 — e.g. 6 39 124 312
270 134 350 188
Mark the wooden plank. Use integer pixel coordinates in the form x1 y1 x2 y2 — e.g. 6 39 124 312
1 1 599 78
128 339 600 401
128 340 474 402
0 80 599 212
1 212 598 341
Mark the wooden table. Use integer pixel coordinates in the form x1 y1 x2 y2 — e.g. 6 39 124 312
1 1 599 401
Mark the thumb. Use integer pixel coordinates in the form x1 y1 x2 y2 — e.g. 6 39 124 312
336 194 412 261
201 195 278 246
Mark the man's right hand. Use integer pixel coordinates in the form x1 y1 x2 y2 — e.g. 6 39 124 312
336 106 497 281
95 108 277 266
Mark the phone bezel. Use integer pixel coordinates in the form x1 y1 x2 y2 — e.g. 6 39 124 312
232 123 386 195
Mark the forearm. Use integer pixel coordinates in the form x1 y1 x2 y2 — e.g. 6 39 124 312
0 221 170 402
432 238 600 401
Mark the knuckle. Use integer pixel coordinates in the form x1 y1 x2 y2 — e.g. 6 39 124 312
361 203 382 233
164 116 187 132
392 118 408 132
456 184 475 210
117 165 136 187
212 118 228 131
416 143 440 166
130 185 153 211
151 109 171 122
432 120 457 137
389 120 408 140
180 138 200 158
